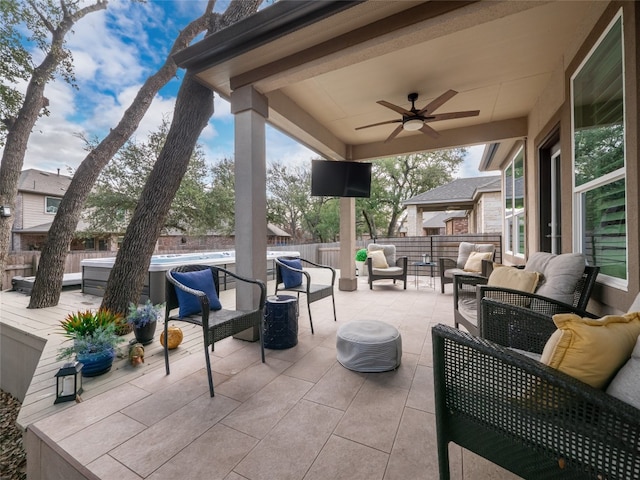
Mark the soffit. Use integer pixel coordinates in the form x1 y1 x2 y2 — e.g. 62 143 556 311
187 0 602 161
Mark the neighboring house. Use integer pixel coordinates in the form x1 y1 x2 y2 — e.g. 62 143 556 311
266 223 292 245
402 176 502 236
12 169 115 252
441 211 468 236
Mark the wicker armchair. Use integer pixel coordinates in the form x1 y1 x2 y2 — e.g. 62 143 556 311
165 265 266 397
454 264 599 336
274 256 337 334
439 242 495 293
365 243 408 290
432 323 640 479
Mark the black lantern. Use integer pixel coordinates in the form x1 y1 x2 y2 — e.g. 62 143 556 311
54 362 83 404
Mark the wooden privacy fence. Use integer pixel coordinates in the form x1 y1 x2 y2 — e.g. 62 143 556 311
3 235 502 290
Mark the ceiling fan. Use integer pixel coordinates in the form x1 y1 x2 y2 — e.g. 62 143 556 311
355 90 480 143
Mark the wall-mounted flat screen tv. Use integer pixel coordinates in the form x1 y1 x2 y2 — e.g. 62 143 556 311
311 160 372 197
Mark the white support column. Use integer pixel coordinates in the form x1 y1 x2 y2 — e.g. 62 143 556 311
231 86 268 340
406 205 420 236
339 196 357 291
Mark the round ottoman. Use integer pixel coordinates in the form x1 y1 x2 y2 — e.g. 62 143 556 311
336 320 402 372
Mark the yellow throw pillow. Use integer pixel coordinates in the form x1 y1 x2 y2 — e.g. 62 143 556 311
541 312 640 389
368 249 389 269
463 251 493 272
487 267 540 293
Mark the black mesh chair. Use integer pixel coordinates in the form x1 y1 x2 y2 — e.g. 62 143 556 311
432 323 640 480
274 257 336 334
165 264 266 397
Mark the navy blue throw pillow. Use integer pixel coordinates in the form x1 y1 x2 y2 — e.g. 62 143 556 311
279 258 303 288
172 269 222 317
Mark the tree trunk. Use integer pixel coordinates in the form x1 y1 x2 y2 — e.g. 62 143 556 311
100 0 261 315
100 74 213 314
363 209 377 239
28 9 211 308
0 1 106 290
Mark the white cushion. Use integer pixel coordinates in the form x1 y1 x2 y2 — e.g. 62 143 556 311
524 252 586 305
456 242 495 269
606 334 640 409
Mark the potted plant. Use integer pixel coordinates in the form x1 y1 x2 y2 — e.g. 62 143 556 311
355 248 368 277
126 299 163 345
57 309 125 377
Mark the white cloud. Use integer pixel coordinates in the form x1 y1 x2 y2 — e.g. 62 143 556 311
266 128 317 166
457 144 495 178
213 95 232 119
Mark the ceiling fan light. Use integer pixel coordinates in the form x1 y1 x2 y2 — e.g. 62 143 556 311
403 118 423 131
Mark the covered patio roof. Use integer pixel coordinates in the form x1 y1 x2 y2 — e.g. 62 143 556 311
175 0 602 168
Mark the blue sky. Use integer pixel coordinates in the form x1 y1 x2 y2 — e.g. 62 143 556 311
14 0 490 178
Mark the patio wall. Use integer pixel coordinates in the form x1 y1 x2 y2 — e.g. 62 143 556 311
0 323 46 401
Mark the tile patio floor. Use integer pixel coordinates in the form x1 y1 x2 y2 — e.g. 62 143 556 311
2 273 521 480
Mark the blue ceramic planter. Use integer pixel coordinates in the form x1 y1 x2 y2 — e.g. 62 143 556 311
77 348 115 377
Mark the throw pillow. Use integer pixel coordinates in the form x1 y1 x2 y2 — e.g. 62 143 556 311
606 334 640 410
463 251 494 272
541 312 640 389
279 258 303 288
487 267 540 292
524 252 586 304
172 269 222 317
368 249 389 269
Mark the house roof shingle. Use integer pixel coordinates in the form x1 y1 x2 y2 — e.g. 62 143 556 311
18 169 72 197
403 176 501 209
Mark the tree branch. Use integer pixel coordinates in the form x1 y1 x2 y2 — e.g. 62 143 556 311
27 0 55 33
69 0 108 23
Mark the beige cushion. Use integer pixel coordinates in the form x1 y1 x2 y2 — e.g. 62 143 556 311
368 249 389 269
487 267 540 293
463 251 494 272
606 334 640 409
541 312 640 389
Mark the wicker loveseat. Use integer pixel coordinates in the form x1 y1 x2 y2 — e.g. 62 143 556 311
433 303 640 479
453 252 599 336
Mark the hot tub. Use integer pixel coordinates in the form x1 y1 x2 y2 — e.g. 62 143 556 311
81 250 299 304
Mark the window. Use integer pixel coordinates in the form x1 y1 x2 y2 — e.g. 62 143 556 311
504 147 525 257
572 12 626 287
45 197 61 214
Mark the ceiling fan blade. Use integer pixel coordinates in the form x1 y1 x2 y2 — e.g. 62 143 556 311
418 89 458 115
377 100 413 116
425 110 480 122
384 124 404 143
355 119 401 130
419 123 440 138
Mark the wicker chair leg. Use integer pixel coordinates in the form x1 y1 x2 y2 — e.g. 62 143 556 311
164 322 171 375
203 340 215 397
259 325 265 363
307 301 314 334
331 294 337 322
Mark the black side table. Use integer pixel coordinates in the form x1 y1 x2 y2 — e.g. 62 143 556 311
412 261 436 289
264 295 299 349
